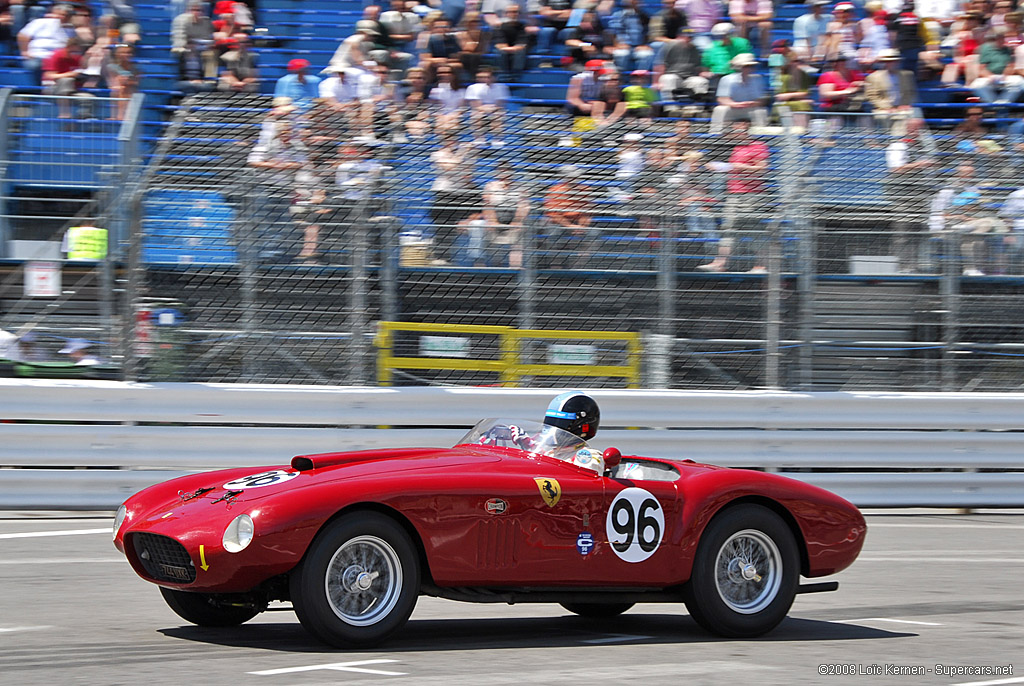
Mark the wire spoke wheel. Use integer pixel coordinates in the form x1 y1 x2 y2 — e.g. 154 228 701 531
684 504 798 638
291 512 420 647
714 529 782 614
325 535 403 626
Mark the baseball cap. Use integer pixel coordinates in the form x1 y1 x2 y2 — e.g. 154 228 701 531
584 59 604 71
287 58 310 72
711 22 735 37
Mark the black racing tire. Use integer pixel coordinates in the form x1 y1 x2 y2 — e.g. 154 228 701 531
560 602 635 618
684 504 799 638
159 587 260 627
290 512 420 648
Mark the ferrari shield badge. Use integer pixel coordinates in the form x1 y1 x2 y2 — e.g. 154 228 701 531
534 477 561 507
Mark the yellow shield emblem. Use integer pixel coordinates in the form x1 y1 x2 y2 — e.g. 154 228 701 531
534 477 562 507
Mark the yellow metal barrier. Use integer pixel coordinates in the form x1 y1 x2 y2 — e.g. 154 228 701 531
376 322 642 387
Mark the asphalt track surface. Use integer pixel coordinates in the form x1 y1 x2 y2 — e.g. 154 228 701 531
1 513 1022 686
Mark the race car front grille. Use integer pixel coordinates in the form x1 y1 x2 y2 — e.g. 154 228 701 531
131 533 196 584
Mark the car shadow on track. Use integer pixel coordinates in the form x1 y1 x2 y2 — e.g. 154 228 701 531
158 614 913 653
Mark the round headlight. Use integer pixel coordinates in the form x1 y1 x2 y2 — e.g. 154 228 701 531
112 505 126 540
223 514 254 553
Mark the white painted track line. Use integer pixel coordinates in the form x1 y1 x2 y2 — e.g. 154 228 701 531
952 677 1024 686
0 528 108 540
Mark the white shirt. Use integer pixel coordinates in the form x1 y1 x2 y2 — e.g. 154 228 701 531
465 81 510 106
914 0 957 21
429 83 466 113
19 17 73 59
319 74 358 102
999 189 1024 234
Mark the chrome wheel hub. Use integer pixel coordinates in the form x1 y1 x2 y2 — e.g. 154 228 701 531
325 535 402 626
714 529 782 614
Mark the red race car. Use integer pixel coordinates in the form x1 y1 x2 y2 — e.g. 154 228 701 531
113 417 866 647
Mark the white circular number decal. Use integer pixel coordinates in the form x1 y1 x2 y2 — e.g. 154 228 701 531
606 487 664 563
223 470 298 490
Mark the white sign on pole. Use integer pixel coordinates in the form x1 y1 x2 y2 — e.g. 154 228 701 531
24 261 61 297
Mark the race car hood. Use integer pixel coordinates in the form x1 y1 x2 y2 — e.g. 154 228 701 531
122 446 499 518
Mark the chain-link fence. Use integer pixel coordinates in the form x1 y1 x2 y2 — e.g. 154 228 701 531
6 90 1024 390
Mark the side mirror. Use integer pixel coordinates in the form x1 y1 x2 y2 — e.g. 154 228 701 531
603 447 622 469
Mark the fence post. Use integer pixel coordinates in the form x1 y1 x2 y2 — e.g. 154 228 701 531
0 89 12 259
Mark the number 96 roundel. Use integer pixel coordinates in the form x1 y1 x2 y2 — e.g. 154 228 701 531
606 487 664 563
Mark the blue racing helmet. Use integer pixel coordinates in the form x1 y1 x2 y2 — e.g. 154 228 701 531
543 391 600 440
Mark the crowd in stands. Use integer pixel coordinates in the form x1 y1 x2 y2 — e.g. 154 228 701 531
5 1 1024 275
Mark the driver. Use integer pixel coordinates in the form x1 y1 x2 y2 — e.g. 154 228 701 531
543 391 604 472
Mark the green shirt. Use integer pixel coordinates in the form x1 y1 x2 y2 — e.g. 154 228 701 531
622 85 657 109
701 37 753 75
978 42 1013 77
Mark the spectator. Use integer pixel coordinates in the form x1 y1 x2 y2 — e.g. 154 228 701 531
972 28 1024 102
772 48 814 129
482 161 530 268
218 32 259 92
430 133 478 262
399 66 433 137
711 52 768 133
70 4 96 46
493 2 528 80
656 28 709 105
456 11 487 78
327 22 374 73
729 0 772 58
940 11 983 87
247 119 314 262
541 164 595 268
622 69 658 118
610 0 654 73
884 118 936 272
564 10 608 71
1 331 47 363
380 0 422 67
537 0 573 64
817 55 866 114
702 22 754 97
649 0 688 55
465 67 510 146
596 69 629 126
171 0 217 79
866 48 917 133
318 64 359 114
481 0 530 31
822 2 862 62
212 9 241 54
614 132 646 201
317 141 385 264
422 16 461 75
355 14 393 68
793 0 833 60
650 118 698 172
41 35 91 117
17 2 74 84
106 44 139 120
889 1 925 77
275 58 322 113
858 4 892 67
930 162 1007 276
998 184 1024 273
565 58 606 117
59 338 101 366
678 0 724 51
428 62 466 131
698 119 770 273
177 37 217 97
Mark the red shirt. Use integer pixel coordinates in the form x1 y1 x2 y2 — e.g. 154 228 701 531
727 141 769 194
42 48 81 76
817 68 864 109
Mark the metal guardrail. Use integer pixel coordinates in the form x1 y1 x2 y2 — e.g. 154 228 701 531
1 380 1023 509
